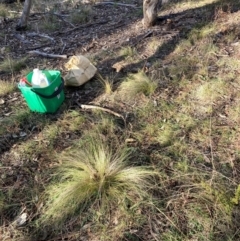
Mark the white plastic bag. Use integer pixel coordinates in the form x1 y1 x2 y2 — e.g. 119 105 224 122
64 55 97 87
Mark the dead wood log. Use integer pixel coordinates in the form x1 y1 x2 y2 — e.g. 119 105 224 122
28 50 67 59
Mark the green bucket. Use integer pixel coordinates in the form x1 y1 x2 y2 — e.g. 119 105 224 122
18 70 65 113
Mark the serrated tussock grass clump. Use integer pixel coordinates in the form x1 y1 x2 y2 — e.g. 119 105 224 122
118 71 158 101
0 80 16 97
119 46 136 58
40 137 158 228
97 73 113 95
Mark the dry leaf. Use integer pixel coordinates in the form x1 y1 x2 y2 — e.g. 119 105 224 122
112 60 128 72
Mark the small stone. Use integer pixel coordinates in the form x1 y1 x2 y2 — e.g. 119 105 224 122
15 213 27 227
20 132 27 137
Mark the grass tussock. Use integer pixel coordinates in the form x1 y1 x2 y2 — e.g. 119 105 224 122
41 15 61 31
119 46 137 59
0 80 16 97
98 73 113 95
0 4 8 18
70 5 92 24
40 136 158 230
0 191 4 212
0 109 29 135
118 71 158 101
2 0 240 240
58 110 85 133
0 57 28 74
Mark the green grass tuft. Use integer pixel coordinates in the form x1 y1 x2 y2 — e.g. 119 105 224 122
0 57 28 74
119 46 137 59
118 71 158 101
0 4 8 18
70 5 92 24
40 136 158 228
0 80 16 97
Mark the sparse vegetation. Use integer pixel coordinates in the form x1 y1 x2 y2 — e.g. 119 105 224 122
0 4 8 18
70 5 92 24
0 57 28 74
1 0 240 240
40 14 61 31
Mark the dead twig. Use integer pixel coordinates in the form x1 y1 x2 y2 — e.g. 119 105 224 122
26 32 55 42
133 30 153 46
52 12 75 28
61 43 67 54
28 50 67 59
26 44 51 51
58 20 108 35
80 104 125 121
95 2 139 8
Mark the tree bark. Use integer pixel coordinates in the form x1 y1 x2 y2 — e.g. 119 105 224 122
16 0 32 31
143 0 161 28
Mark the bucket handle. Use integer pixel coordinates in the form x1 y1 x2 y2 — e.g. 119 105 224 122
31 78 64 99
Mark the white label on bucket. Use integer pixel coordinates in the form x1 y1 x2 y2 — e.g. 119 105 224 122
55 87 58 91
57 94 60 99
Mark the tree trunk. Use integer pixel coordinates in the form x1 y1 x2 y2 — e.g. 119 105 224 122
16 0 32 31
143 0 161 28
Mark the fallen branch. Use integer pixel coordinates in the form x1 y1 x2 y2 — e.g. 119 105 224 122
95 2 139 8
26 32 55 42
28 50 67 59
61 42 67 54
26 43 51 51
133 30 153 46
58 20 108 35
80 104 125 120
52 12 75 28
